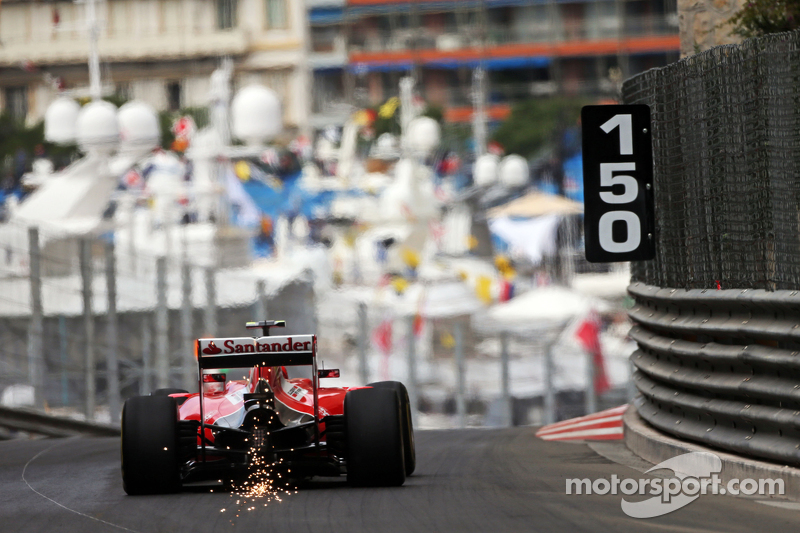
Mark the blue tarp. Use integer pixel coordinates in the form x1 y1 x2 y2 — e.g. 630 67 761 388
240 170 338 222
240 169 341 258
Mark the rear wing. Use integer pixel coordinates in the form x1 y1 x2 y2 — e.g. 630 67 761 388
195 335 317 369
194 332 320 460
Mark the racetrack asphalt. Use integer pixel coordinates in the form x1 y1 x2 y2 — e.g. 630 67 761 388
2 427 800 533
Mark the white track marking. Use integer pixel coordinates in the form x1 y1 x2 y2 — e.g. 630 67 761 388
22 440 141 533
538 427 623 440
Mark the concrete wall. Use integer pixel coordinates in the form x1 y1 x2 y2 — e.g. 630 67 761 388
679 0 745 57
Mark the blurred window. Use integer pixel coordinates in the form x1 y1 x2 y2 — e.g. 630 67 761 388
266 0 288 30
116 82 132 102
217 0 238 30
167 81 182 111
4 87 28 122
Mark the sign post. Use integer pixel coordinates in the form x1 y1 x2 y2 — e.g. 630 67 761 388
581 105 655 262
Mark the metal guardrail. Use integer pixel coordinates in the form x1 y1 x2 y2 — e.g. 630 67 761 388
0 406 119 438
628 282 800 465
621 30 800 466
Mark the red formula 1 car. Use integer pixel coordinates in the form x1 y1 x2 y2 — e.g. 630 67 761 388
121 320 415 494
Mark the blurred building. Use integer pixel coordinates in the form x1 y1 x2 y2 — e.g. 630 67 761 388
307 0 352 129
308 0 678 126
0 0 310 131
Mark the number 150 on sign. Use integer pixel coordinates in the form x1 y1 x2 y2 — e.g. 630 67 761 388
581 105 655 263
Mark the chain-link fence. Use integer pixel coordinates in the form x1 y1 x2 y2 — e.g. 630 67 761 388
314 285 633 429
623 30 800 291
0 218 314 424
0 214 621 430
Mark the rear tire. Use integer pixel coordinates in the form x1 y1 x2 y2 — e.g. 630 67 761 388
121 395 181 495
367 381 416 476
345 387 406 487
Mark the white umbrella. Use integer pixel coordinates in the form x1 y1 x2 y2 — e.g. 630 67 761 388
421 280 484 319
475 285 609 335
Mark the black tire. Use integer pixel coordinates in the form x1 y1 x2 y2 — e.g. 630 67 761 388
345 387 406 487
150 388 189 396
121 395 181 495
367 381 416 476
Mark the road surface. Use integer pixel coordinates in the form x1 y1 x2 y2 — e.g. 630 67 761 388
1 428 799 532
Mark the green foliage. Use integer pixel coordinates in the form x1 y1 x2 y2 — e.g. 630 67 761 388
371 101 444 138
421 104 444 123
726 0 800 39
441 122 473 148
0 114 44 156
0 114 79 182
76 93 130 108
490 97 589 158
365 102 444 148
372 111 399 138
0 97 213 184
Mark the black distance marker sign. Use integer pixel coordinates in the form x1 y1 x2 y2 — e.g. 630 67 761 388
581 104 655 263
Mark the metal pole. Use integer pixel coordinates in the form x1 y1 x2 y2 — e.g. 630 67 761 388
455 321 466 428
298 0 313 140
399 77 415 156
471 67 487 157
560 216 576 285
357 302 369 385
59 315 68 406
310 277 318 334
27 227 44 410
105 240 120 422
87 0 102 100
155 256 169 389
406 315 418 424
500 331 511 427
255 279 268 320
585 350 597 415
80 238 96 420
128 197 137 276
204 267 217 335
141 315 152 395
181 262 194 391
544 341 555 425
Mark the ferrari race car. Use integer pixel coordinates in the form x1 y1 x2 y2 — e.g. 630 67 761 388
121 320 415 494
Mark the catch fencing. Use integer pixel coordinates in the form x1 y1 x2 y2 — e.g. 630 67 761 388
622 30 800 465
0 218 315 425
0 214 566 431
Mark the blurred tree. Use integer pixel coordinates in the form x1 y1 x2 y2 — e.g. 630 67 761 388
490 97 589 159
0 114 79 189
371 101 443 138
421 104 444 123
726 0 800 38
